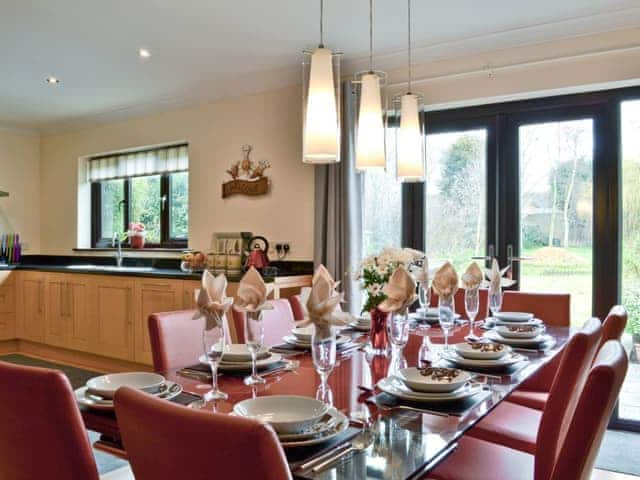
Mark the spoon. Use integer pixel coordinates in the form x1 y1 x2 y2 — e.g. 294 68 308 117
311 429 374 473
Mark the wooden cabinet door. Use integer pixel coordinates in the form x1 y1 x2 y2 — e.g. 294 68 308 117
134 279 183 365
182 280 200 309
44 274 67 347
0 312 15 340
67 275 91 353
16 272 46 342
90 277 135 361
0 273 16 341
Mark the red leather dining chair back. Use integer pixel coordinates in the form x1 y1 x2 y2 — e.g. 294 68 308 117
549 340 628 480
0 361 100 480
534 317 602 480
148 310 207 372
429 288 490 321
232 299 296 347
600 305 627 347
502 291 571 327
289 294 306 321
114 387 292 480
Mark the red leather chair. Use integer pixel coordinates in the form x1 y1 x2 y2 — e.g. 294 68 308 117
466 317 602 454
509 305 627 410
429 288 490 321
502 291 570 327
114 387 292 480
0 361 100 480
427 340 628 480
231 299 296 347
289 294 306 321
148 310 207 372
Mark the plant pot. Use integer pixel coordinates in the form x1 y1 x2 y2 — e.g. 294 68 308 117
130 234 145 249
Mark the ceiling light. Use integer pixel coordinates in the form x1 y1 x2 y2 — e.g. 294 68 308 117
139 48 151 58
394 0 425 182
45 76 60 85
354 0 386 171
302 0 341 164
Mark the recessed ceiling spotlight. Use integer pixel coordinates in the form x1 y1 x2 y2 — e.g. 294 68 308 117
45 76 61 85
139 48 151 59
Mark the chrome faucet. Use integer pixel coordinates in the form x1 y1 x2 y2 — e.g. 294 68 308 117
112 233 123 267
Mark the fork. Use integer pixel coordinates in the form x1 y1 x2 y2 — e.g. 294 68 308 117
368 399 450 417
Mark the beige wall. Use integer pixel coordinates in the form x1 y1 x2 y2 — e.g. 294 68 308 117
0 128 40 253
40 85 315 259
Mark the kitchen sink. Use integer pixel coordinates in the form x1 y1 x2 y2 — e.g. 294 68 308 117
65 265 154 272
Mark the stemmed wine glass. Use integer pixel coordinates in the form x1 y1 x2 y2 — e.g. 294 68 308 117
417 283 430 313
438 295 455 351
387 311 410 375
243 311 266 386
489 289 503 319
312 326 337 405
464 288 480 341
202 312 230 401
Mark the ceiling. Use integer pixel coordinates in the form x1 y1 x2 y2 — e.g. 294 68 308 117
1 0 640 132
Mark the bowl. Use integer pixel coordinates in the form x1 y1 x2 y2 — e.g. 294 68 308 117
496 325 542 339
291 326 314 342
398 367 472 393
86 372 165 399
454 342 511 360
233 395 328 434
493 312 534 322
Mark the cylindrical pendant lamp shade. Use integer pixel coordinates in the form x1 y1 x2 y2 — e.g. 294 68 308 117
302 47 341 164
395 93 424 182
355 73 386 170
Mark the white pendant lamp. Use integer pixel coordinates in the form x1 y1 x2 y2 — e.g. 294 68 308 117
394 0 425 182
354 0 387 171
302 0 341 164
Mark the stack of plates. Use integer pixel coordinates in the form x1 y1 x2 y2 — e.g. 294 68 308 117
440 344 526 370
233 395 349 447
283 327 351 350
377 368 481 402
75 372 182 410
410 308 461 326
492 311 544 327
348 316 371 332
484 329 554 349
200 344 283 372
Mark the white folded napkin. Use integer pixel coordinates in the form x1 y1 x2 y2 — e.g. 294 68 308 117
192 270 233 330
235 266 274 312
483 258 516 293
378 267 418 314
411 257 429 285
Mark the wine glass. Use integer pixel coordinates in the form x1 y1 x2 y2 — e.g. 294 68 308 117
417 283 430 313
387 312 410 376
489 289 503 319
202 312 230 401
464 288 480 341
438 295 455 351
312 326 336 405
418 332 432 367
243 310 266 386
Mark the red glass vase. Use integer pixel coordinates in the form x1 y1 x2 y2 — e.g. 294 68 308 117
369 307 390 355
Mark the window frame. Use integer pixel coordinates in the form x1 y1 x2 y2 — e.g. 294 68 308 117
91 171 188 249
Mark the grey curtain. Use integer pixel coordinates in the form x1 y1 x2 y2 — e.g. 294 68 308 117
314 80 363 314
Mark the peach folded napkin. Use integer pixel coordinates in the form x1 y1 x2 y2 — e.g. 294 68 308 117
193 270 234 330
461 262 483 290
378 267 418 314
432 262 459 300
234 266 273 312
298 265 352 337
484 258 516 293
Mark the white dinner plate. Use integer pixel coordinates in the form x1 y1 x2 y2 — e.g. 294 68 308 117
377 376 483 402
439 349 527 368
494 312 534 322
291 326 314 342
277 407 346 441
212 344 270 362
484 330 554 347
282 334 351 348
233 395 328 434
397 367 473 393
75 381 183 411
454 342 512 360
199 352 283 371
495 325 543 339
86 372 165 399
493 317 544 327
280 410 349 447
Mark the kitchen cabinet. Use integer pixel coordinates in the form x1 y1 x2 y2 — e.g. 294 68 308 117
89 276 135 361
45 274 92 351
182 280 200 309
133 279 183 365
16 271 46 342
0 272 15 340
44 274 67 347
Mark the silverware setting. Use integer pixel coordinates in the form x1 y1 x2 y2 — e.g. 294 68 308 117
310 430 374 473
366 398 451 417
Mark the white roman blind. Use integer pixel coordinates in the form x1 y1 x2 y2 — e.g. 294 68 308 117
87 144 188 182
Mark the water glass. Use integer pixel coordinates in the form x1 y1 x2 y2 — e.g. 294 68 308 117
243 310 265 386
202 312 230 401
438 295 455 350
418 332 433 367
312 326 336 405
418 283 430 312
464 288 480 341
489 289 503 318
387 312 410 352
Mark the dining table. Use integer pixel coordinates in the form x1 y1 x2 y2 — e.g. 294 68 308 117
80 323 571 480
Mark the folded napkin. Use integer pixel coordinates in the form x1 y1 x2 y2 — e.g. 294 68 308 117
411 257 429 285
484 258 516 293
378 267 417 314
235 266 273 312
192 270 233 330
461 262 483 290
298 265 352 338
432 262 459 300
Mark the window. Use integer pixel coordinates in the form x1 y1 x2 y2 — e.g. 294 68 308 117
90 144 188 248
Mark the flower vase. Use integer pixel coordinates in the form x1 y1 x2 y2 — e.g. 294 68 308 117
369 307 390 355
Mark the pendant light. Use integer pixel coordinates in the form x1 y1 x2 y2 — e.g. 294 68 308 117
354 0 387 171
393 0 425 182
302 0 341 164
